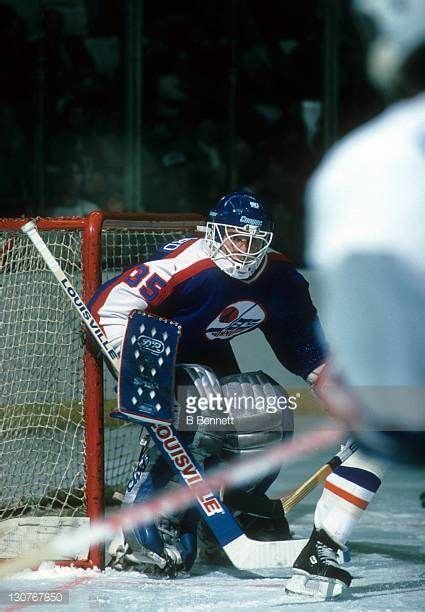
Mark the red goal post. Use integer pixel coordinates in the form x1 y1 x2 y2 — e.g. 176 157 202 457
0 211 203 569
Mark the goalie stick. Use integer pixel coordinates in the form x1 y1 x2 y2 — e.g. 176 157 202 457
0 427 342 579
19 220 339 570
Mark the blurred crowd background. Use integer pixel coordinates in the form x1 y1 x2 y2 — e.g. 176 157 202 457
0 0 383 263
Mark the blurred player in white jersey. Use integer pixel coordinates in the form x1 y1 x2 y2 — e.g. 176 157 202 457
286 0 425 599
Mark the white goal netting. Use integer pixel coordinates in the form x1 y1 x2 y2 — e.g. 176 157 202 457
0 216 200 560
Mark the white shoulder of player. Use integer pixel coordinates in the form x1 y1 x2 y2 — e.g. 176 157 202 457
307 94 425 272
154 238 211 275
95 239 210 343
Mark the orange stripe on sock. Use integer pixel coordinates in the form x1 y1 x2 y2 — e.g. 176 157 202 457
325 480 369 509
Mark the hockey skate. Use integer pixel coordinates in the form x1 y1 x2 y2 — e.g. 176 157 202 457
107 516 193 578
285 528 351 599
107 529 170 573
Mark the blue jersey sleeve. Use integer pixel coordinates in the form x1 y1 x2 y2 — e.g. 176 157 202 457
262 268 328 379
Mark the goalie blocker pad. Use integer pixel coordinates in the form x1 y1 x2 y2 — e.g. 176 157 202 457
114 311 181 424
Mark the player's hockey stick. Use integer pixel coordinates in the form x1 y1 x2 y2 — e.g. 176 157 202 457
19 220 340 570
0 428 341 579
281 440 358 513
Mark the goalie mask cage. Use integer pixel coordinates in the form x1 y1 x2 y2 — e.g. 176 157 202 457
0 211 203 569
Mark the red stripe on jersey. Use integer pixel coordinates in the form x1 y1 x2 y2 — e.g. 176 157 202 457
89 240 197 318
90 241 213 316
89 272 128 322
162 238 198 259
150 258 216 307
324 480 369 510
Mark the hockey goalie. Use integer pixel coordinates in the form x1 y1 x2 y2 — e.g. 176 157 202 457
109 363 295 575
89 191 328 575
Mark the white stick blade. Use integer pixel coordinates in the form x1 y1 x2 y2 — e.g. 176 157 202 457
224 535 308 569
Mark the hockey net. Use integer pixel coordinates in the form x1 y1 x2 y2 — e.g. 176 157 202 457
0 211 203 567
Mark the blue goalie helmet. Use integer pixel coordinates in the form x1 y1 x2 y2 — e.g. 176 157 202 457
205 191 274 280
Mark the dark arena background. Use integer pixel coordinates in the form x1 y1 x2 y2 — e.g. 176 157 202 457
0 2 423 611
0 0 383 264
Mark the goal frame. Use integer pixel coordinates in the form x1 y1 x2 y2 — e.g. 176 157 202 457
0 211 203 569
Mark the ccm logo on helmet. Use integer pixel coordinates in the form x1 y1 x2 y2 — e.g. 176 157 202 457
239 215 262 226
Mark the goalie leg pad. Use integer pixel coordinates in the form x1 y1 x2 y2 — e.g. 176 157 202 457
111 437 199 574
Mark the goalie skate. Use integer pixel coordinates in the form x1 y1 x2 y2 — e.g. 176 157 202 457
108 530 168 572
108 516 193 577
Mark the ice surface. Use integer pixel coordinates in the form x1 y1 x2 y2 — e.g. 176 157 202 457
1 441 424 611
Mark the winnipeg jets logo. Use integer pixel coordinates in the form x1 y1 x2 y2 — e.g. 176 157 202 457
205 301 265 340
